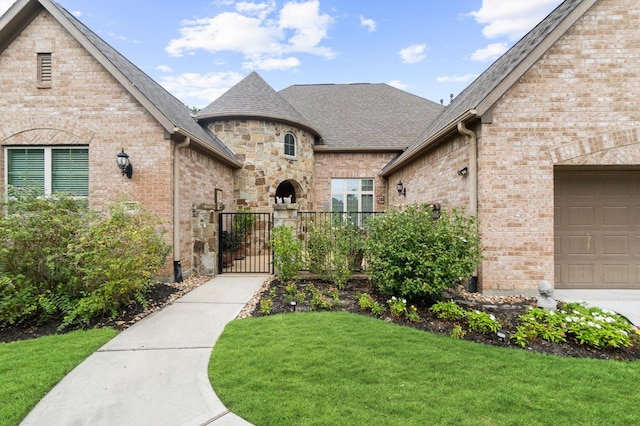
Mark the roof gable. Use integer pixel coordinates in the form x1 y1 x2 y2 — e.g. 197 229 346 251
383 0 597 174
0 0 240 167
197 71 321 136
280 83 443 150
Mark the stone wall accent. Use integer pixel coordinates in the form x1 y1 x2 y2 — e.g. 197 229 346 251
207 119 315 211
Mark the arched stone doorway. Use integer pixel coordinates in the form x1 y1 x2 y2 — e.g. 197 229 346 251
275 180 297 204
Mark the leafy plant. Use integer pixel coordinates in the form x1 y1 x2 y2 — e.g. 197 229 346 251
260 298 273 316
451 325 466 339
357 293 383 317
365 204 481 301
387 296 407 318
465 310 500 334
430 301 466 321
513 303 634 350
406 304 420 323
271 225 302 284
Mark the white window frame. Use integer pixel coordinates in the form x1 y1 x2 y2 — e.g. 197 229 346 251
284 133 296 157
330 178 374 213
4 146 89 197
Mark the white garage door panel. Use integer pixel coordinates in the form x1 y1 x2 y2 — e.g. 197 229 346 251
555 171 640 289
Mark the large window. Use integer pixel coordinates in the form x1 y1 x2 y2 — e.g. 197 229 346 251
331 178 374 213
6 147 89 197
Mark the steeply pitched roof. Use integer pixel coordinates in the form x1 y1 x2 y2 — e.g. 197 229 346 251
0 0 241 167
279 83 443 150
382 0 597 175
197 72 321 137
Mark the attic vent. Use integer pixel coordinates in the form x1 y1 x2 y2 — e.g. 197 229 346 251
37 53 52 87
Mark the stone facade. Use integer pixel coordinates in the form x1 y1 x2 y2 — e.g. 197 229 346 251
206 119 315 211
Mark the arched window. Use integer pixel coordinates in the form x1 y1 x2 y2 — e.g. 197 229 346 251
284 133 296 157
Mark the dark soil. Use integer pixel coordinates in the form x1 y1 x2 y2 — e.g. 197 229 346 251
0 277 208 343
250 278 640 362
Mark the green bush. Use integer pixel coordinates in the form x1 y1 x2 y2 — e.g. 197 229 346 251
365 204 481 301
0 188 170 329
271 225 302 284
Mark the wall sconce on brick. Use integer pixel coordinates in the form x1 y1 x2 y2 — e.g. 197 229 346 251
116 148 133 179
457 167 468 177
396 180 406 197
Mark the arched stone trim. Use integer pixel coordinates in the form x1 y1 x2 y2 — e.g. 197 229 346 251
549 128 640 165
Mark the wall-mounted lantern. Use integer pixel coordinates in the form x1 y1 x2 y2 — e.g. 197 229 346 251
116 148 133 179
396 180 406 197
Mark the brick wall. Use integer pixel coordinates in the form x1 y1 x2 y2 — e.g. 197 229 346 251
313 152 397 211
477 0 640 293
0 10 190 278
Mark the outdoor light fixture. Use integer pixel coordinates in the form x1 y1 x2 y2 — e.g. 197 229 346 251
396 180 406 196
116 148 133 179
457 167 468 177
290 300 297 312
497 329 508 342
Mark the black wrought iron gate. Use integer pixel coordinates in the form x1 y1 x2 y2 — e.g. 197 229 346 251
218 212 272 273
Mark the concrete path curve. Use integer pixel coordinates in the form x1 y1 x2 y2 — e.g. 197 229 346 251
20 275 267 426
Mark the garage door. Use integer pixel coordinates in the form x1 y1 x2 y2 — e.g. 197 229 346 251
555 170 640 289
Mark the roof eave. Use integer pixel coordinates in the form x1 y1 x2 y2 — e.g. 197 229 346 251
172 127 243 169
0 0 40 53
197 113 322 138
313 146 405 153
381 109 478 177
475 0 598 116
38 0 178 133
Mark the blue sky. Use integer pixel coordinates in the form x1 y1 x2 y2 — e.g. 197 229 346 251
1 0 563 108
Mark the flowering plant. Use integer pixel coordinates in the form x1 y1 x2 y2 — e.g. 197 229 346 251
387 296 407 318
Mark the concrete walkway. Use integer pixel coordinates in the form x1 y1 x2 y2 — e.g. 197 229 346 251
20 275 267 426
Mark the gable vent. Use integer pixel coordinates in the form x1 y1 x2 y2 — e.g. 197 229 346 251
37 53 52 86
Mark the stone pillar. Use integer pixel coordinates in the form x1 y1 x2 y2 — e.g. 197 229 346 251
273 203 298 228
191 203 219 276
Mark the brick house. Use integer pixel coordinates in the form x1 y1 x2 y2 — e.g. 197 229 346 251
2 0 639 293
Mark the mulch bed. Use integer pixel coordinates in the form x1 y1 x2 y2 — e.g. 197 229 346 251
3 275 638 362
245 277 640 362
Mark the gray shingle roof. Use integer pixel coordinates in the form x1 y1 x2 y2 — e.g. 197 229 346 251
2 0 240 166
279 83 444 149
386 0 593 172
197 72 321 136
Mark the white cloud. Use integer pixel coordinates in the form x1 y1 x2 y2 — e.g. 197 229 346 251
243 56 301 71
359 15 376 32
158 71 244 107
469 0 562 40
156 65 172 73
165 0 334 70
470 42 508 61
387 80 408 91
398 43 427 64
0 0 17 16
436 74 478 83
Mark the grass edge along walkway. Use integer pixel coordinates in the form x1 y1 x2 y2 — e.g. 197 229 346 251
0 328 118 426
210 311 639 426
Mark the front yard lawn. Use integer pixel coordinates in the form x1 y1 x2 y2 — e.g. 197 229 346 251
210 312 639 425
0 328 117 426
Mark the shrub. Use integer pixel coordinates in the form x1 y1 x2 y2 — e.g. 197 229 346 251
0 189 170 329
465 310 500 334
357 293 384 317
271 225 302 284
365 204 481 301
431 301 466 321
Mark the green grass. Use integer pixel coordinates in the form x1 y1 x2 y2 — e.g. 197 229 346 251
0 328 117 426
210 311 640 426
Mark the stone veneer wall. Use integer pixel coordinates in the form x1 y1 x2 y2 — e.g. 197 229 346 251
313 152 398 211
207 119 315 211
476 0 640 294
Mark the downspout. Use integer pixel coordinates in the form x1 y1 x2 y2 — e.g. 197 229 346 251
173 137 190 282
457 120 479 292
457 121 477 217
